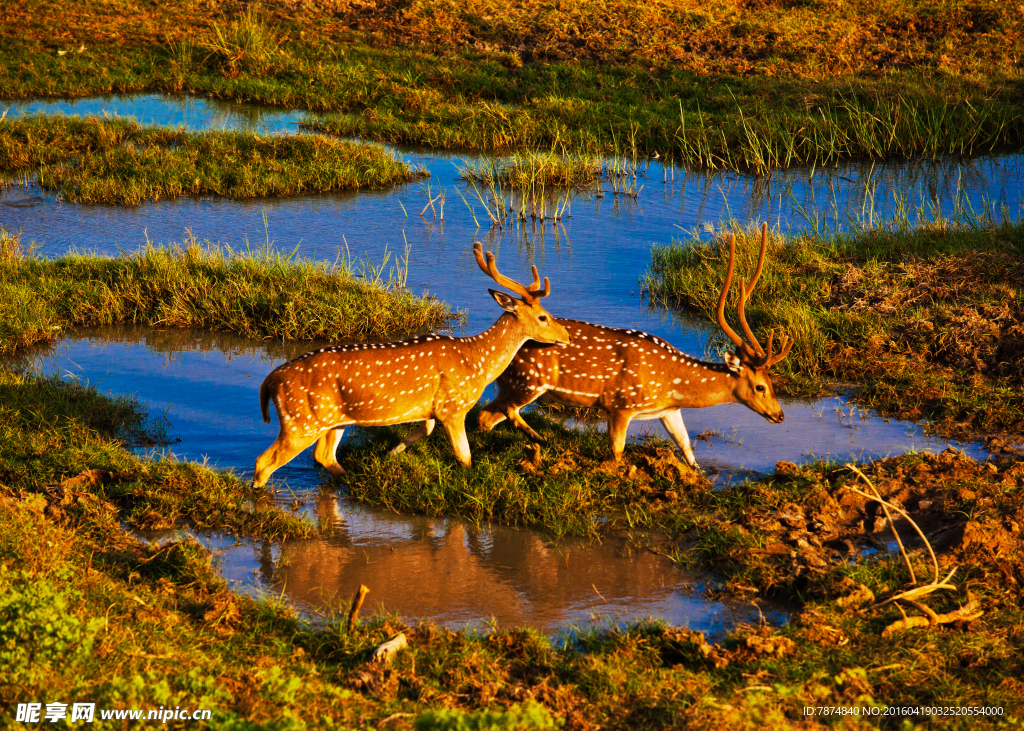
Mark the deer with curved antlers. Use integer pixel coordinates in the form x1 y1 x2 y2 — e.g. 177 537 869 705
254 243 570 487
478 223 793 468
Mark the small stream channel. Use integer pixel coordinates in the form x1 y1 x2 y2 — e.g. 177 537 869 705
1 93 1014 635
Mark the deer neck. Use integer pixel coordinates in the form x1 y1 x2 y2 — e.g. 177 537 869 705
463 313 530 382
668 358 738 408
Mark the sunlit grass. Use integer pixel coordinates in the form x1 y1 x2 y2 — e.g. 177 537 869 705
1 115 423 204
2 1 1021 172
0 230 462 355
643 213 1024 436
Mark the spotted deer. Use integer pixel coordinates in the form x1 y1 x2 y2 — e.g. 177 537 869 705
478 223 793 468
253 243 570 487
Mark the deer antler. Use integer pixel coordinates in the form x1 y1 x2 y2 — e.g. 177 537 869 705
736 222 769 357
716 223 793 368
473 242 550 303
716 233 757 361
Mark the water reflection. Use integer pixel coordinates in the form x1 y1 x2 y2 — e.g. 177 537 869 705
2 93 307 134
196 490 778 637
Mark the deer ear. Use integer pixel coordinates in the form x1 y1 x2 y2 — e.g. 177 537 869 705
490 289 519 313
724 351 742 374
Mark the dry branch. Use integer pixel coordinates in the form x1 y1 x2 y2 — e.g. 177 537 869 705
882 596 983 637
844 463 981 635
347 584 370 633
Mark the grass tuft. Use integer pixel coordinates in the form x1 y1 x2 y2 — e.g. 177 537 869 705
200 5 286 77
0 230 462 356
1 115 424 204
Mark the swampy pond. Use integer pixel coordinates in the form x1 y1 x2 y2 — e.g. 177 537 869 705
3 93 1021 634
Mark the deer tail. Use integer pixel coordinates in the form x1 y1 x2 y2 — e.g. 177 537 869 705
259 377 272 424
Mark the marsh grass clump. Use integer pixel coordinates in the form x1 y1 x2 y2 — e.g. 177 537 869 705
0 115 422 204
459 153 601 191
0 227 23 261
200 5 286 77
0 366 311 539
0 115 177 170
0 234 461 355
644 218 1024 437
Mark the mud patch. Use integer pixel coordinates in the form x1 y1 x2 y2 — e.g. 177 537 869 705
695 449 1024 599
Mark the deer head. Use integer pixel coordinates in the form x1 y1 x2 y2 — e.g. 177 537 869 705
473 242 570 346
716 223 793 423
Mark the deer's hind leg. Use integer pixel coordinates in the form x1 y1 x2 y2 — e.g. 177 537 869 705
254 430 321 488
314 427 346 477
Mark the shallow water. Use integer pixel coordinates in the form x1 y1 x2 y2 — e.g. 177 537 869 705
3 93 307 134
157 507 778 638
14 327 987 487
13 326 983 634
3 93 1023 346
0 93 1008 632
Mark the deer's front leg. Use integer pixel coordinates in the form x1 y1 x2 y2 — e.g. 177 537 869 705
660 410 699 469
390 419 435 456
607 411 633 461
441 415 473 467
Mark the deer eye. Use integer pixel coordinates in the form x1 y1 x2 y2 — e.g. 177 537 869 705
539 315 549 322
755 384 766 393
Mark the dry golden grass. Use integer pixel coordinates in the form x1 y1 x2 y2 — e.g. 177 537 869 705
4 0 1021 78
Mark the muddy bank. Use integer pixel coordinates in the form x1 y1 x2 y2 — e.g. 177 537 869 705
673 449 1024 600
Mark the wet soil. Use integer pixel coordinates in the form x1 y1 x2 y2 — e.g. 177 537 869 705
624 447 1024 601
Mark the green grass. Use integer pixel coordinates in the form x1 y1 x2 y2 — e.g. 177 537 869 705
0 230 463 356
0 114 423 204
0 366 312 539
1 1 1022 172
458 152 602 191
643 218 1024 438
5 371 1022 728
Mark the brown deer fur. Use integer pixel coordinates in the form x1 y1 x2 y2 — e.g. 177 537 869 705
478 223 793 468
253 243 569 487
